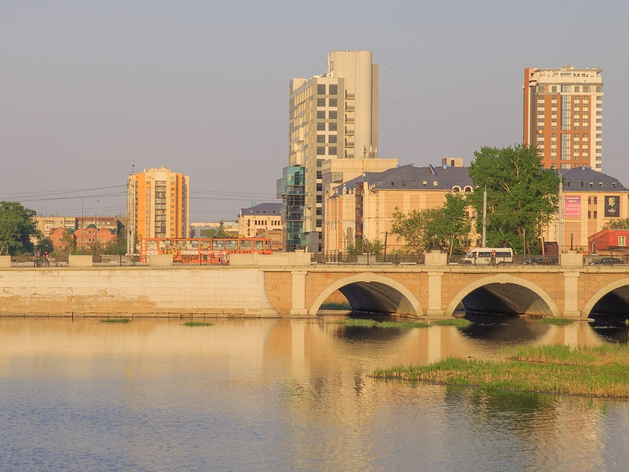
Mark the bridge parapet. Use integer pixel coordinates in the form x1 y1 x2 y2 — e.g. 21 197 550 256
561 251 583 267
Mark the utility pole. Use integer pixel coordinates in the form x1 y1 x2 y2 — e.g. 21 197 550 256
558 178 563 258
482 186 487 247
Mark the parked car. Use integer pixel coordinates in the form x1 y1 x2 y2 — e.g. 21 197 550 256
525 255 558 265
589 257 625 265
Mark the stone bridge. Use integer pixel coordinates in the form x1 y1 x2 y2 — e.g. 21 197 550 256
259 252 629 319
1 252 629 319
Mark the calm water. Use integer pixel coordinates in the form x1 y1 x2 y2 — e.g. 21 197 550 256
1 316 629 472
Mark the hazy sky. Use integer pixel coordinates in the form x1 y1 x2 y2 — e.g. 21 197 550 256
2 1 628 222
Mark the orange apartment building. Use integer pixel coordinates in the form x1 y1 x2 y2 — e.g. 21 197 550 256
127 166 189 253
524 64 603 171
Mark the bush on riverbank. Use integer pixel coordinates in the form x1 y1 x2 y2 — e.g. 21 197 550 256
100 318 131 323
183 321 212 327
373 343 629 398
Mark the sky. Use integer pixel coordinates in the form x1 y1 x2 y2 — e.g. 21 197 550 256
1 0 628 222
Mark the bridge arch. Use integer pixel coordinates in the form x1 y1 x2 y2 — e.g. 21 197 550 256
583 278 629 317
444 274 560 318
309 273 423 316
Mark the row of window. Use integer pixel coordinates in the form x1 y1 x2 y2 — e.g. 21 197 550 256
538 85 602 93
317 98 338 107
317 135 337 143
317 84 338 95
317 110 338 120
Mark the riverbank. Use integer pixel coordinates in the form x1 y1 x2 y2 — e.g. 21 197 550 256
373 344 629 398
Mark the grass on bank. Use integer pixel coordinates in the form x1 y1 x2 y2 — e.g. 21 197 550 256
336 318 470 329
373 343 629 398
183 321 212 327
100 318 131 323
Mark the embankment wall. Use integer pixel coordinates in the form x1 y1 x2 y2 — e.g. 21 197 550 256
0 267 278 317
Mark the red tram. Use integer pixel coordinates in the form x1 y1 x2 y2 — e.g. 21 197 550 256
140 237 272 264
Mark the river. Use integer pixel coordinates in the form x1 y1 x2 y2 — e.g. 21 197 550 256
1 316 628 472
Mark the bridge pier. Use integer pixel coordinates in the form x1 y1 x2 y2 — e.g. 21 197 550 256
290 270 308 316
563 272 582 318
427 271 445 317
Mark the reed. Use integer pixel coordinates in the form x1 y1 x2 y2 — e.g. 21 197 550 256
377 321 431 329
537 317 574 325
100 318 131 323
336 319 378 327
431 319 472 327
336 319 463 329
183 321 212 327
373 344 629 398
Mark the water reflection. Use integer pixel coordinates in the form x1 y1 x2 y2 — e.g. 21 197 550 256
0 317 628 472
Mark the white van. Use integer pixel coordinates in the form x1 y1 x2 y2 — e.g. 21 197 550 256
459 248 513 265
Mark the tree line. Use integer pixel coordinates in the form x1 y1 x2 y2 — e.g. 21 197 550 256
0 201 126 257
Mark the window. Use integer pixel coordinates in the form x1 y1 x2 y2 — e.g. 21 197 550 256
329 111 337 119
329 135 337 143
329 98 337 107
329 122 337 131
317 84 326 94
317 111 325 119
329 84 337 95
593 211 597 219
562 85 570 92
329 147 337 155
316 171 322 179
317 122 325 131
317 135 325 143
317 98 326 107
619 236 626 247
317 147 325 155
316 183 322 192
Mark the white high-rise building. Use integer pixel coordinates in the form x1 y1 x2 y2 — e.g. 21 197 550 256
288 50 379 253
524 64 603 171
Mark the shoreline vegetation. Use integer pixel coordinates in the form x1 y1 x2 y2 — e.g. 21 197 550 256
100 318 131 323
373 343 629 398
183 321 212 327
335 318 471 329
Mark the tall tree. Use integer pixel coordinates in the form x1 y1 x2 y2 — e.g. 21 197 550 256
0 202 40 255
390 193 471 256
467 144 560 255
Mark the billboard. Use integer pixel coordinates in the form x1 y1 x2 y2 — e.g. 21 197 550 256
564 195 581 218
605 196 620 217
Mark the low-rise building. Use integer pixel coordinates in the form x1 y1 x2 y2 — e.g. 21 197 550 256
543 167 629 252
325 160 473 253
587 228 629 255
238 203 283 250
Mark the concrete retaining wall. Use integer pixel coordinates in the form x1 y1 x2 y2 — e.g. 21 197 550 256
0 267 277 317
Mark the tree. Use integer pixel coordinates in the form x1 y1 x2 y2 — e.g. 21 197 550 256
467 144 560 255
0 201 40 255
604 218 629 230
346 237 384 255
390 193 471 256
